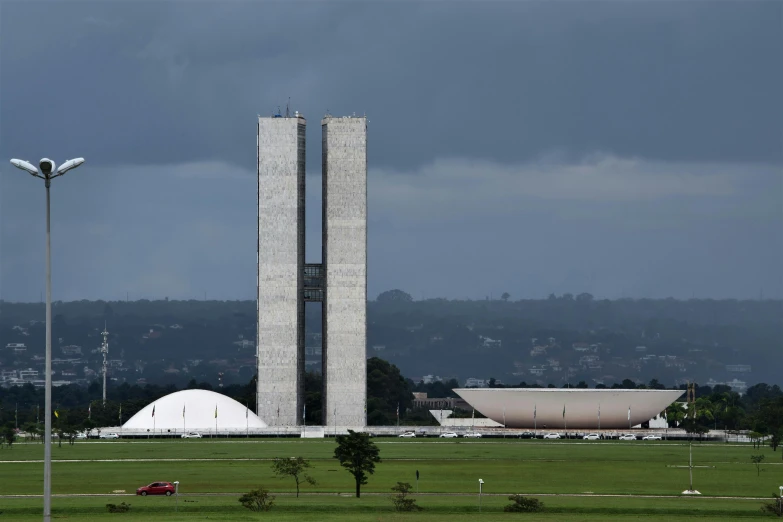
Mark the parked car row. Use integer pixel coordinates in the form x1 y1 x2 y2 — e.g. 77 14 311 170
399 431 484 438
399 430 665 440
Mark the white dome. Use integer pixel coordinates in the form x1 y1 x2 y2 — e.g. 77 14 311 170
122 389 267 430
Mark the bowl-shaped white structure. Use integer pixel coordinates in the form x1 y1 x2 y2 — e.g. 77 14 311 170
453 388 682 429
122 389 267 431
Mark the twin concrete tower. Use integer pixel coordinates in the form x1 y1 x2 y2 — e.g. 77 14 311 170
256 110 367 427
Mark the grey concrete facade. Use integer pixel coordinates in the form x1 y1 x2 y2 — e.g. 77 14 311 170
256 114 306 427
322 116 368 427
257 112 366 428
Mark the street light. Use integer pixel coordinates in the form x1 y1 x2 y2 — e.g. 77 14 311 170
779 486 782 516
10 156 85 522
478 478 484 513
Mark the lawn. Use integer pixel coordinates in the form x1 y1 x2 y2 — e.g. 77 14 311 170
1 438 780 520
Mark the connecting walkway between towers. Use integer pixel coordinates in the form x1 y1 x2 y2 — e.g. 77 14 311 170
304 263 324 302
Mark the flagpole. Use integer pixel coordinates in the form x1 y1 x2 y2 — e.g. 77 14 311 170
534 404 537 437
598 403 601 432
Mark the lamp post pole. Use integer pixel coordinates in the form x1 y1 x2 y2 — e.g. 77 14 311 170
43 177 53 521
11 157 84 522
478 479 484 513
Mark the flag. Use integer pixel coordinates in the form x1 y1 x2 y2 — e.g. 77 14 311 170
182 404 186 418
628 406 631 421
245 404 248 419
562 404 566 418
215 404 218 419
598 404 601 420
88 404 92 419
54 410 59 419
533 404 536 419
118 404 122 420
303 403 306 420
396 403 400 418
151 405 155 418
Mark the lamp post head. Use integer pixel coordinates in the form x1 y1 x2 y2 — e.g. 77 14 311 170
10 159 39 176
57 157 85 175
478 479 484 484
39 158 56 176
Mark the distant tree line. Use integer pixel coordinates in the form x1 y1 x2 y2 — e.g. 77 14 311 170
0 358 781 452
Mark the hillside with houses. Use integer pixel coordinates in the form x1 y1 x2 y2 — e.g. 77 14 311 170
0 293 780 392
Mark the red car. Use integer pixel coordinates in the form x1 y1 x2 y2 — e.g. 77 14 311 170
136 482 176 496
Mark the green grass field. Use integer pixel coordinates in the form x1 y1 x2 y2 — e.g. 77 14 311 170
1 438 781 520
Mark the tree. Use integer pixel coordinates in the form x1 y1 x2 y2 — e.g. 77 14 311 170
376 289 413 303
501 292 510 302
751 454 765 477
390 482 422 512
334 430 381 498
3 423 15 448
271 457 316 498
366 358 413 425
666 402 686 427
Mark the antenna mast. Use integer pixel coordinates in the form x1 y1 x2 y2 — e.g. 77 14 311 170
101 322 109 406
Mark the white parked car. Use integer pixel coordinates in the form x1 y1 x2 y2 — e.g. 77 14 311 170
463 432 482 438
641 435 662 441
543 433 561 439
618 434 637 441
181 432 202 439
583 433 601 440
398 432 416 438
439 432 458 438
99 432 120 439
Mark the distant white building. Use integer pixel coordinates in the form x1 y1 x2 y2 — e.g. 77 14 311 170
725 365 751 373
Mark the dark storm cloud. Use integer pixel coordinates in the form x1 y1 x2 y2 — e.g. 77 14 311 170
1 1 780 169
1 1 781 302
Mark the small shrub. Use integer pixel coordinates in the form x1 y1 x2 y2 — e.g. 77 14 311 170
390 482 423 512
105 502 131 513
760 494 782 517
239 488 275 512
504 495 544 513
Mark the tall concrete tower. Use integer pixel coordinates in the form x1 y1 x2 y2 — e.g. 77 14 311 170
257 110 367 428
322 115 367 427
256 111 306 427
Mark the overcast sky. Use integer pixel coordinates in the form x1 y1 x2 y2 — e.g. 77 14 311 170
1 0 781 302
